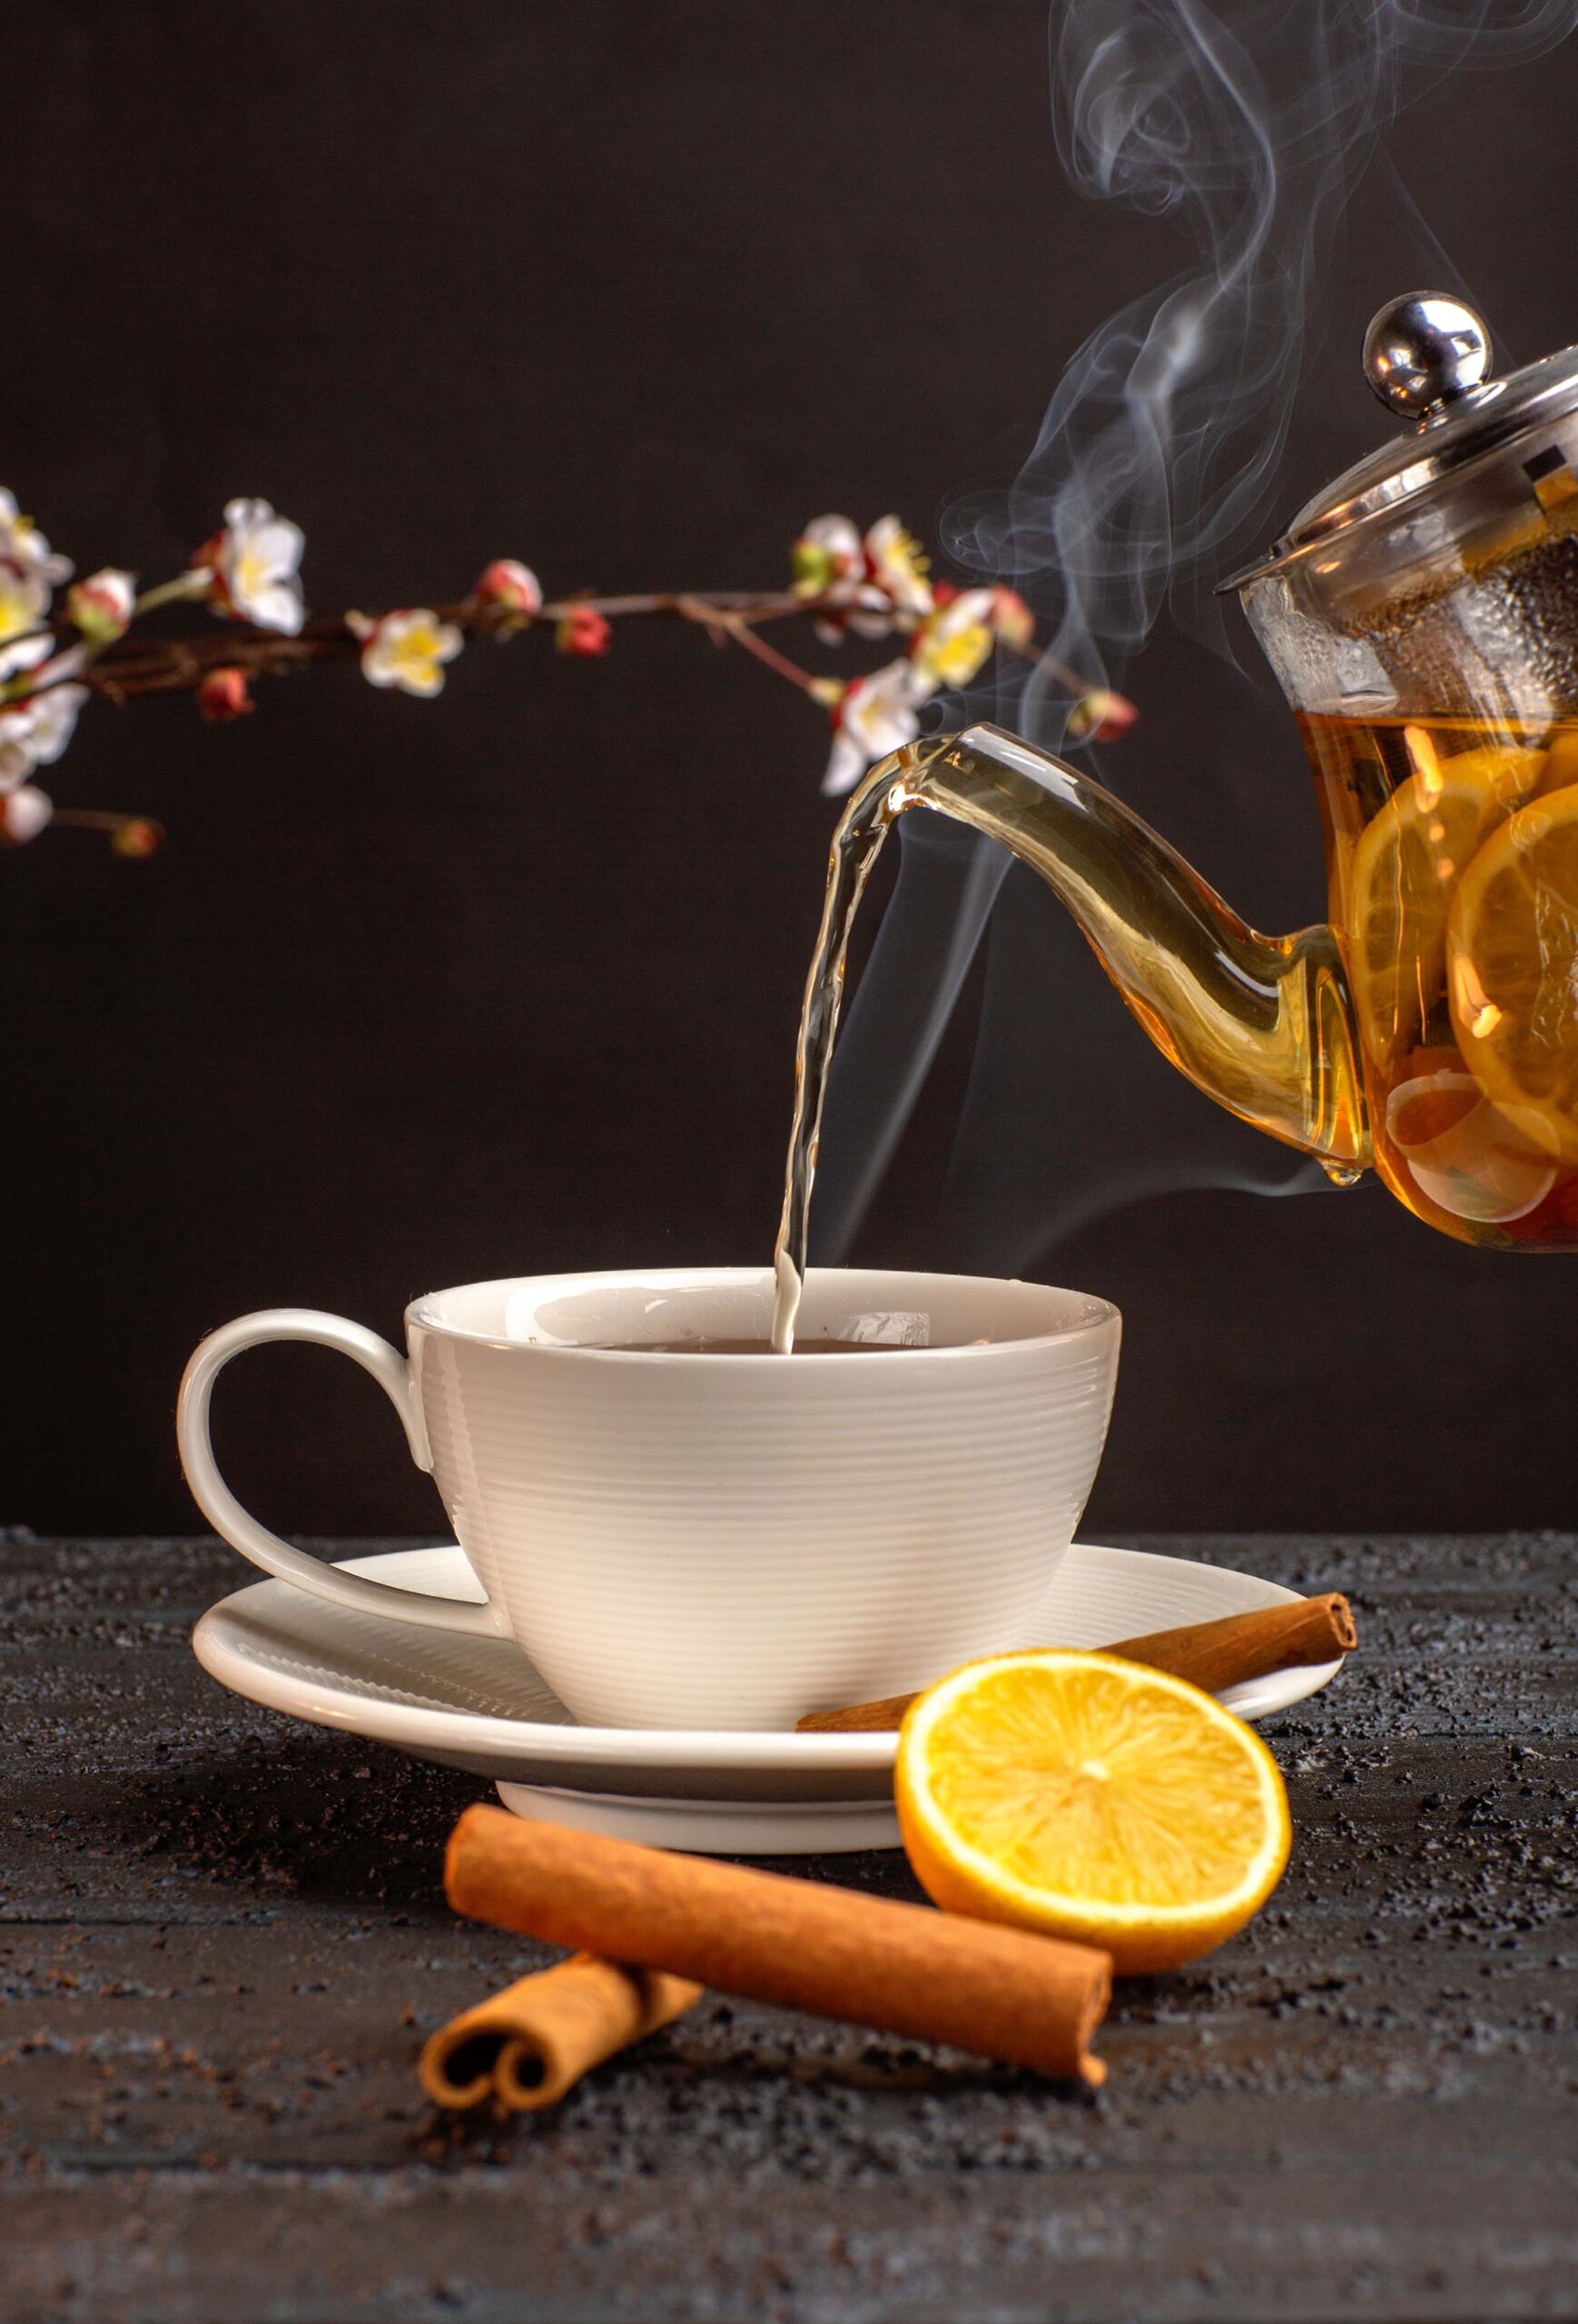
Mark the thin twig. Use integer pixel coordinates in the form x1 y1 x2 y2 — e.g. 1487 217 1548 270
999 633 1093 699
707 613 823 694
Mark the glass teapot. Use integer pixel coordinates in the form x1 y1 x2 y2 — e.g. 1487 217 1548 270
858 294 1578 1251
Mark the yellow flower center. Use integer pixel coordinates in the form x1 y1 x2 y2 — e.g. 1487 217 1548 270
922 621 993 686
233 547 271 602
390 624 441 678
0 581 36 638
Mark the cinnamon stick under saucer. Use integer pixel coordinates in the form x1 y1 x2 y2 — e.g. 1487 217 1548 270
795 1592 1356 1733
445 1807 1112 2087
419 1952 703 2112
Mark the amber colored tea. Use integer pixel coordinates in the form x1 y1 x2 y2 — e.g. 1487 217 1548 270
1298 709 1578 1248
770 711 1578 1328
596 1337 951 1355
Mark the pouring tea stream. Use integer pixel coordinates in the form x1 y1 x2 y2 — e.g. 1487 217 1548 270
771 294 1578 1348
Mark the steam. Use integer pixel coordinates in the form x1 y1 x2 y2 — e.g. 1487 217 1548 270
811 0 1578 1270
949 0 1578 737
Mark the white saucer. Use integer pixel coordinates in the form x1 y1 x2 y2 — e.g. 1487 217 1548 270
192 1542 1343 1853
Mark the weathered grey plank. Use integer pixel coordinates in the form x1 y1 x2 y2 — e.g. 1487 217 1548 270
8 2160 1578 2323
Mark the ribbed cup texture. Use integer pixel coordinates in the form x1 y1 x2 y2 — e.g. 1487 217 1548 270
413 1319 1119 1728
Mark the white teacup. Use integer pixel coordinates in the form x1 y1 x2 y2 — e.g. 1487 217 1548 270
177 1266 1119 1729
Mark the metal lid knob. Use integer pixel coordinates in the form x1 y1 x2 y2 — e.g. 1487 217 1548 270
1223 296 1578 592
1363 292 1493 426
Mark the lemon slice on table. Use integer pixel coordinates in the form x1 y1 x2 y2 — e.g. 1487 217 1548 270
895 1649 1291 1976
1447 780 1578 1163
1347 740 1544 1068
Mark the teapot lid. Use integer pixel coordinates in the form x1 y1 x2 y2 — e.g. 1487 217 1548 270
1225 293 1578 590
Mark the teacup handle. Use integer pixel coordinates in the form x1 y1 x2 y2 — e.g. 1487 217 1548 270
176 1308 501 1636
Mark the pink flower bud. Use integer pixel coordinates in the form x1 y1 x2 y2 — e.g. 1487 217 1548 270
1066 687 1139 743
990 587 1035 649
0 784 53 843
67 568 136 643
111 817 163 859
555 605 613 657
197 665 255 722
476 558 542 619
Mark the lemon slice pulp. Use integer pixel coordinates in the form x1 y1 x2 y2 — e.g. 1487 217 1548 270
896 1649 1291 1976
1446 779 1578 1162
1346 740 1544 1068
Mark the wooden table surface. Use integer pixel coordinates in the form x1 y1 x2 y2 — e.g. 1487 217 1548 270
3 1531 1575 2324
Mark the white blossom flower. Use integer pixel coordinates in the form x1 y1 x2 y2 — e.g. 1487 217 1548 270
197 497 305 634
0 728 32 788
0 681 88 791
15 682 85 765
792 514 892 644
0 630 54 686
0 489 72 641
349 607 463 696
821 658 929 797
910 588 998 692
792 514 864 599
863 516 933 622
797 515 939 645
824 586 902 645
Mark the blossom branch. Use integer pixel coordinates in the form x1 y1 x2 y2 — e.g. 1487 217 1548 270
0 497 1137 848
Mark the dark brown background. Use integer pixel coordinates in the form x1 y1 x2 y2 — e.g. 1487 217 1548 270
4 0 1576 1536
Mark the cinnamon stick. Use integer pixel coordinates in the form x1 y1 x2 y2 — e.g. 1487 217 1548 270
419 1952 703 2113
445 1807 1111 2087
795 1592 1356 1733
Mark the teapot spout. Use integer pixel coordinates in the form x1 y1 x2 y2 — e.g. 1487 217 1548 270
895 724 1370 1174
